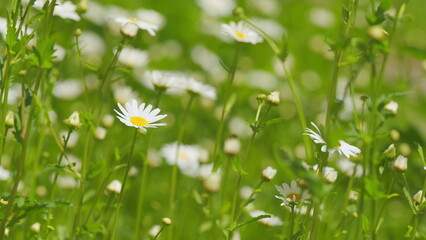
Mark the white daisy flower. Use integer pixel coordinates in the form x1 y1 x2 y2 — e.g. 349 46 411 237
312 165 338 183
275 180 310 206
222 21 263 44
117 47 149 68
180 77 217 100
304 122 361 158
141 70 183 93
161 142 203 177
114 16 158 36
337 158 363 178
249 210 283 226
114 99 167 131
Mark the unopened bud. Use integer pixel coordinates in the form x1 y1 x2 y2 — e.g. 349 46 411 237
162 217 172 226
348 190 358 202
368 25 388 41
106 180 122 194
74 28 82 37
120 22 139 38
393 155 407 172
384 101 398 115
30 222 41 233
5 111 14 127
233 7 245 19
261 166 277 181
203 174 221 192
384 144 396 159
390 129 400 141
224 136 241 157
413 190 425 204
256 94 266 104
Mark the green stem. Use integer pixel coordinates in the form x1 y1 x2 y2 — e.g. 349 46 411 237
288 205 295 239
111 128 139 239
234 180 264 225
168 94 195 240
153 225 166 240
213 43 240 169
0 69 43 240
227 174 242 240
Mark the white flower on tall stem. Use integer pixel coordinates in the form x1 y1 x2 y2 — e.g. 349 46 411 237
249 210 283 226
161 142 204 177
180 77 217 100
275 180 310 206
304 122 361 158
337 158 363 178
114 16 158 36
140 70 183 94
222 21 263 44
114 99 167 131
117 47 149 68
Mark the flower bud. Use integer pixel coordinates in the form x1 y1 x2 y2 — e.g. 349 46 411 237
64 111 82 129
74 28 82 37
120 22 139 38
261 166 277 181
368 25 387 41
102 114 115 128
256 94 266 104
384 101 398 115
349 190 358 202
203 173 221 192
94 127 107 140
30 222 41 233
324 168 338 183
393 155 407 172
384 144 396 159
5 111 14 127
162 217 172 226
413 190 425 204
224 136 241 157
390 129 400 141
77 0 88 12
106 180 122 194
0 199 8 205
266 91 280 106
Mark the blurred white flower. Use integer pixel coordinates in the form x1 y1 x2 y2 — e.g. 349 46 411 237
107 180 122 194
384 101 398 115
113 85 139 105
94 127 107 140
337 158 363 178
102 114 115 128
203 173 221 192
135 9 166 29
246 70 279 91
78 31 106 65
30 222 41 233
251 18 284 40
349 190 358 202
191 45 227 82
0 167 11 181
56 175 78 189
118 47 149 68
413 190 425 204
275 180 310 206
114 16 158 36
240 186 254 200
148 225 161 237
59 130 79 148
249 210 283 226
161 142 205 177
53 44 66 62
53 79 84 100
114 99 167 131
181 77 217 100
224 136 241 156
0 18 6 38
140 70 182 93
196 0 235 17
262 166 277 181
310 7 335 28
32 0 80 21
222 21 263 44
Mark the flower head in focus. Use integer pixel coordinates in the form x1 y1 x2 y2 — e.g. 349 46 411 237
275 180 310 206
222 21 263 44
114 99 167 131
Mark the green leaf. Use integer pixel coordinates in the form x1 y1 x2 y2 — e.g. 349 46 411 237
342 6 350 23
192 189 203 205
402 186 417 214
263 118 284 128
416 143 425 166
232 156 247 175
87 161 106 180
225 93 236 113
362 214 369 235
236 215 270 229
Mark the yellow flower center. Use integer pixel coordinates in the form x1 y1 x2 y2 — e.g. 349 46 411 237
128 18 139 23
287 193 301 202
130 116 148 126
178 151 189 162
235 32 245 39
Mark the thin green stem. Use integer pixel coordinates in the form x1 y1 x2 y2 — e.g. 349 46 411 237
168 94 195 240
153 225 166 240
111 128 139 239
0 69 43 240
213 43 240 169
227 174 242 240
288 205 295 239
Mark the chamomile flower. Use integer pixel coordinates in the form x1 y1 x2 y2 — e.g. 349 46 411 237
141 70 182 93
117 47 149 68
275 180 310 206
114 16 158 36
114 99 167 131
180 77 217 100
304 122 361 158
249 210 283 226
222 21 263 44
161 142 205 177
